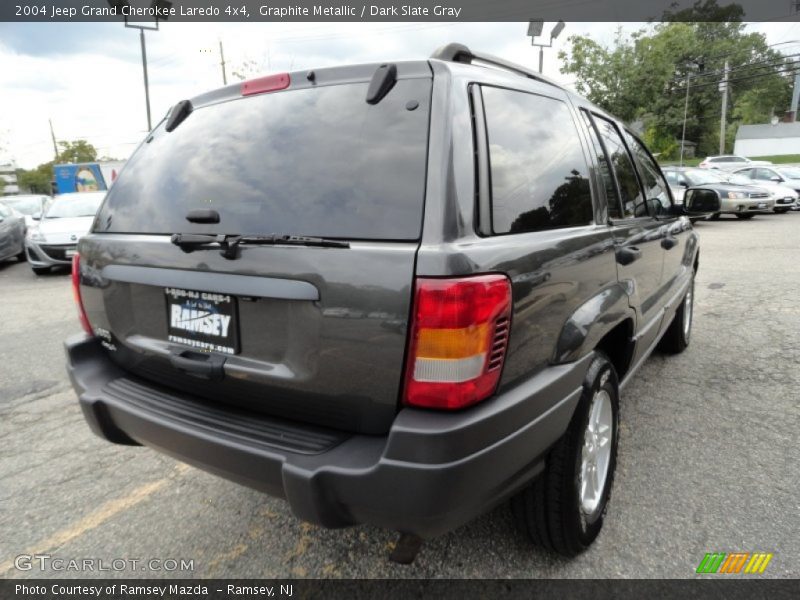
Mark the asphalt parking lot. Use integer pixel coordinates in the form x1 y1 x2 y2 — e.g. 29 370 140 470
1 212 799 579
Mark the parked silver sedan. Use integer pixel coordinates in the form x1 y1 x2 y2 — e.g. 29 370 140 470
661 167 774 218
25 192 105 274
1 194 50 228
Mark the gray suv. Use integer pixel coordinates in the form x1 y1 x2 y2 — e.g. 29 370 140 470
66 44 717 561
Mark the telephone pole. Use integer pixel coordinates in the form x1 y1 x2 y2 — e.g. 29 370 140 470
719 60 729 155
680 73 691 166
219 40 228 85
139 28 152 131
48 119 59 161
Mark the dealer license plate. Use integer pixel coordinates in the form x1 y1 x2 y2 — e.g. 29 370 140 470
165 287 239 354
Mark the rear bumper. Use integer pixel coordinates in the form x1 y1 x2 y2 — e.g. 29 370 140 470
66 334 587 538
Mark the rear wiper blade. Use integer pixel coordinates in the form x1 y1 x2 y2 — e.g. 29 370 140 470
170 233 349 259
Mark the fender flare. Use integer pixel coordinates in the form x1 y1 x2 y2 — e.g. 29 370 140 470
553 283 635 364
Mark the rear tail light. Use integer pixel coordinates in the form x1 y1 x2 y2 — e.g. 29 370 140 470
403 275 512 410
241 73 290 96
71 253 93 336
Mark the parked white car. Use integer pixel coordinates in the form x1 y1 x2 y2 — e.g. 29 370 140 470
25 191 105 274
733 166 800 207
698 155 771 171
724 173 798 213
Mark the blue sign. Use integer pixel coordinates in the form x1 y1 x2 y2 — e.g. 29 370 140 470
54 163 108 194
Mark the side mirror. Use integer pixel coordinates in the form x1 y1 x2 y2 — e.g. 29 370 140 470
770 176 782 182
32 213 42 221
684 188 721 215
679 180 689 188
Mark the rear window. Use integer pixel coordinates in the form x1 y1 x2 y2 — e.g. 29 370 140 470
95 78 432 240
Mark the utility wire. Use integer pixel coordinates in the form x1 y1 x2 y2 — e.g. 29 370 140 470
671 52 800 84
668 63 800 93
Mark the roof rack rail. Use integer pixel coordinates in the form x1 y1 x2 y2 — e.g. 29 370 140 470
430 42 563 90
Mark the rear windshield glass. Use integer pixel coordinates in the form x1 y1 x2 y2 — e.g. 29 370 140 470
95 78 432 240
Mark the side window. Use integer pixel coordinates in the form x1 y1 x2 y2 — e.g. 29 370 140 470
625 132 672 214
581 110 622 220
754 168 772 180
737 168 754 178
663 171 678 185
481 86 594 234
592 115 645 218
0 205 10 218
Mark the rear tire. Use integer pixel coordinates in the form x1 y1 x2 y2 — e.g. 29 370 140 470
658 275 694 354
511 352 619 557
735 213 755 219
32 266 50 275
17 250 26 262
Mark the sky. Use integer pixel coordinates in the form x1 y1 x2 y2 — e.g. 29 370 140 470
0 20 798 169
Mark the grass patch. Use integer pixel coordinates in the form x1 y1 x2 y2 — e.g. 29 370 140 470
749 154 800 164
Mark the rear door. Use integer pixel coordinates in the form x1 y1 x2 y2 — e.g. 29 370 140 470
582 112 666 353
79 67 433 434
623 131 691 304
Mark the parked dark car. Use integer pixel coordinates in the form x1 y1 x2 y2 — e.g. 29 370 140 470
0 202 26 263
661 167 773 219
66 44 718 560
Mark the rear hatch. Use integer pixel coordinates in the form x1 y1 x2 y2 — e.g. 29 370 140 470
78 63 433 434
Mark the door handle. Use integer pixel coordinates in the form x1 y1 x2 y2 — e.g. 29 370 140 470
662 235 678 250
169 349 226 381
616 246 642 266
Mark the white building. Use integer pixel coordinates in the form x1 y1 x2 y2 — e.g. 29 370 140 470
733 122 800 157
0 161 19 195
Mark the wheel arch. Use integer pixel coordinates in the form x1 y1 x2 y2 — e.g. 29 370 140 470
552 283 635 377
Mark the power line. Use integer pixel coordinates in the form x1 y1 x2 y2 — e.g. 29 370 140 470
669 62 800 93
671 52 800 85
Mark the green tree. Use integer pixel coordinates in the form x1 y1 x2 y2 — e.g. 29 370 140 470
17 163 53 194
559 0 793 156
56 140 98 164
